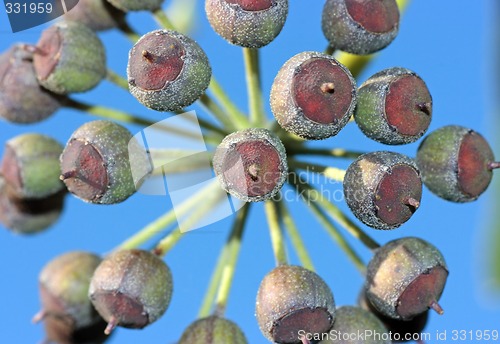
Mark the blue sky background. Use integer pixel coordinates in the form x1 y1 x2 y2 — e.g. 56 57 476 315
1 0 499 343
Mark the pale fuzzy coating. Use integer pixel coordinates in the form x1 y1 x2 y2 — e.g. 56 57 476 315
416 125 478 203
107 0 162 12
35 21 106 94
3 133 64 199
322 0 399 55
0 44 60 123
0 176 64 234
127 30 212 112
205 0 288 48
255 265 336 342
343 151 420 229
365 237 447 320
319 306 390 344
39 251 102 328
355 67 432 145
63 120 147 204
270 51 356 140
179 316 248 344
64 0 125 31
212 128 288 202
88 249 173 325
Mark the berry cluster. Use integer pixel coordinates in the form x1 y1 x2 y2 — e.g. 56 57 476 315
0 0 497 343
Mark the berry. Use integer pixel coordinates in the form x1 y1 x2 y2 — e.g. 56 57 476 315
64 0 126 31
34 251 103 329
365 237 448 320
213 128 288 202
322 0 400 55
205 0 289 48
107 0 163 12
255 265 335 343
60 120 150 204
42 316 109 344
127 29 212 112
88 249 173 334
319 306 390 344
416 125 499 202
0 176 65 234
33 21 106 94
0 44 60 124
355 67 432 145
178 316 248 344
343 151 422 230
270 51 356 140
1 133 64 199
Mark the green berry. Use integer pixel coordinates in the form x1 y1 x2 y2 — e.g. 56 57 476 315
213 128 288 202
0 133 64 199
270 51 356 140
416 125 499 202
256 265 335 343
355 67 432 145
322 0 400 55
107 0 163 12
33 21 106 94
205 0 289 48
60 120 150 204
64 0 126 31
0 44 61 124
35 251 103 329
318 306 390 344
179 316 248 344
127 29 212 112
343 151 422 230
88 249 173 334
365 237 448 320
0 176 65 234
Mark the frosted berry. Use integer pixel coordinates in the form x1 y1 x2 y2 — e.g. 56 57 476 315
355 67 432 145
60 120 150 204
33 21 106 94
270 51 356 140
1 133 64 199
213 128 288 202
64 0 126 31
319 306 390 344
179 316 248 344
416 125 499 202
0 44 60 124
127 29 211 112
256 265 335 343
88 249 173 334
343 151 422 230
322 0 400 55
205 0 289 48
365 237 448 320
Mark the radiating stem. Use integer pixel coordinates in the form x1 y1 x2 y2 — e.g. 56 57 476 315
289 171 380 251
115 181 220 251
106 69 129 90
152 8 176 30
199 242 229 318
116 18 141 43
278 201 315 271
265 200 288 266
287 146 365 159
208 78 250 129
243 48 266 127
289 159 346 183
214 204 251 316
199 94 237 132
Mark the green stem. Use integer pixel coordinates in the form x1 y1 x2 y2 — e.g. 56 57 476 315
116 18 141 43
148 150 213 175
265 200 288 266
243 48 266 127
287 146 365 159
278 201 315 271
152 8 176 30
199 94 237 132
289 171 380 251
115 181 220 251
106 69 129 90
208 78 250 129
153 228 183 256
214 204 250 316
289 159 346 183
